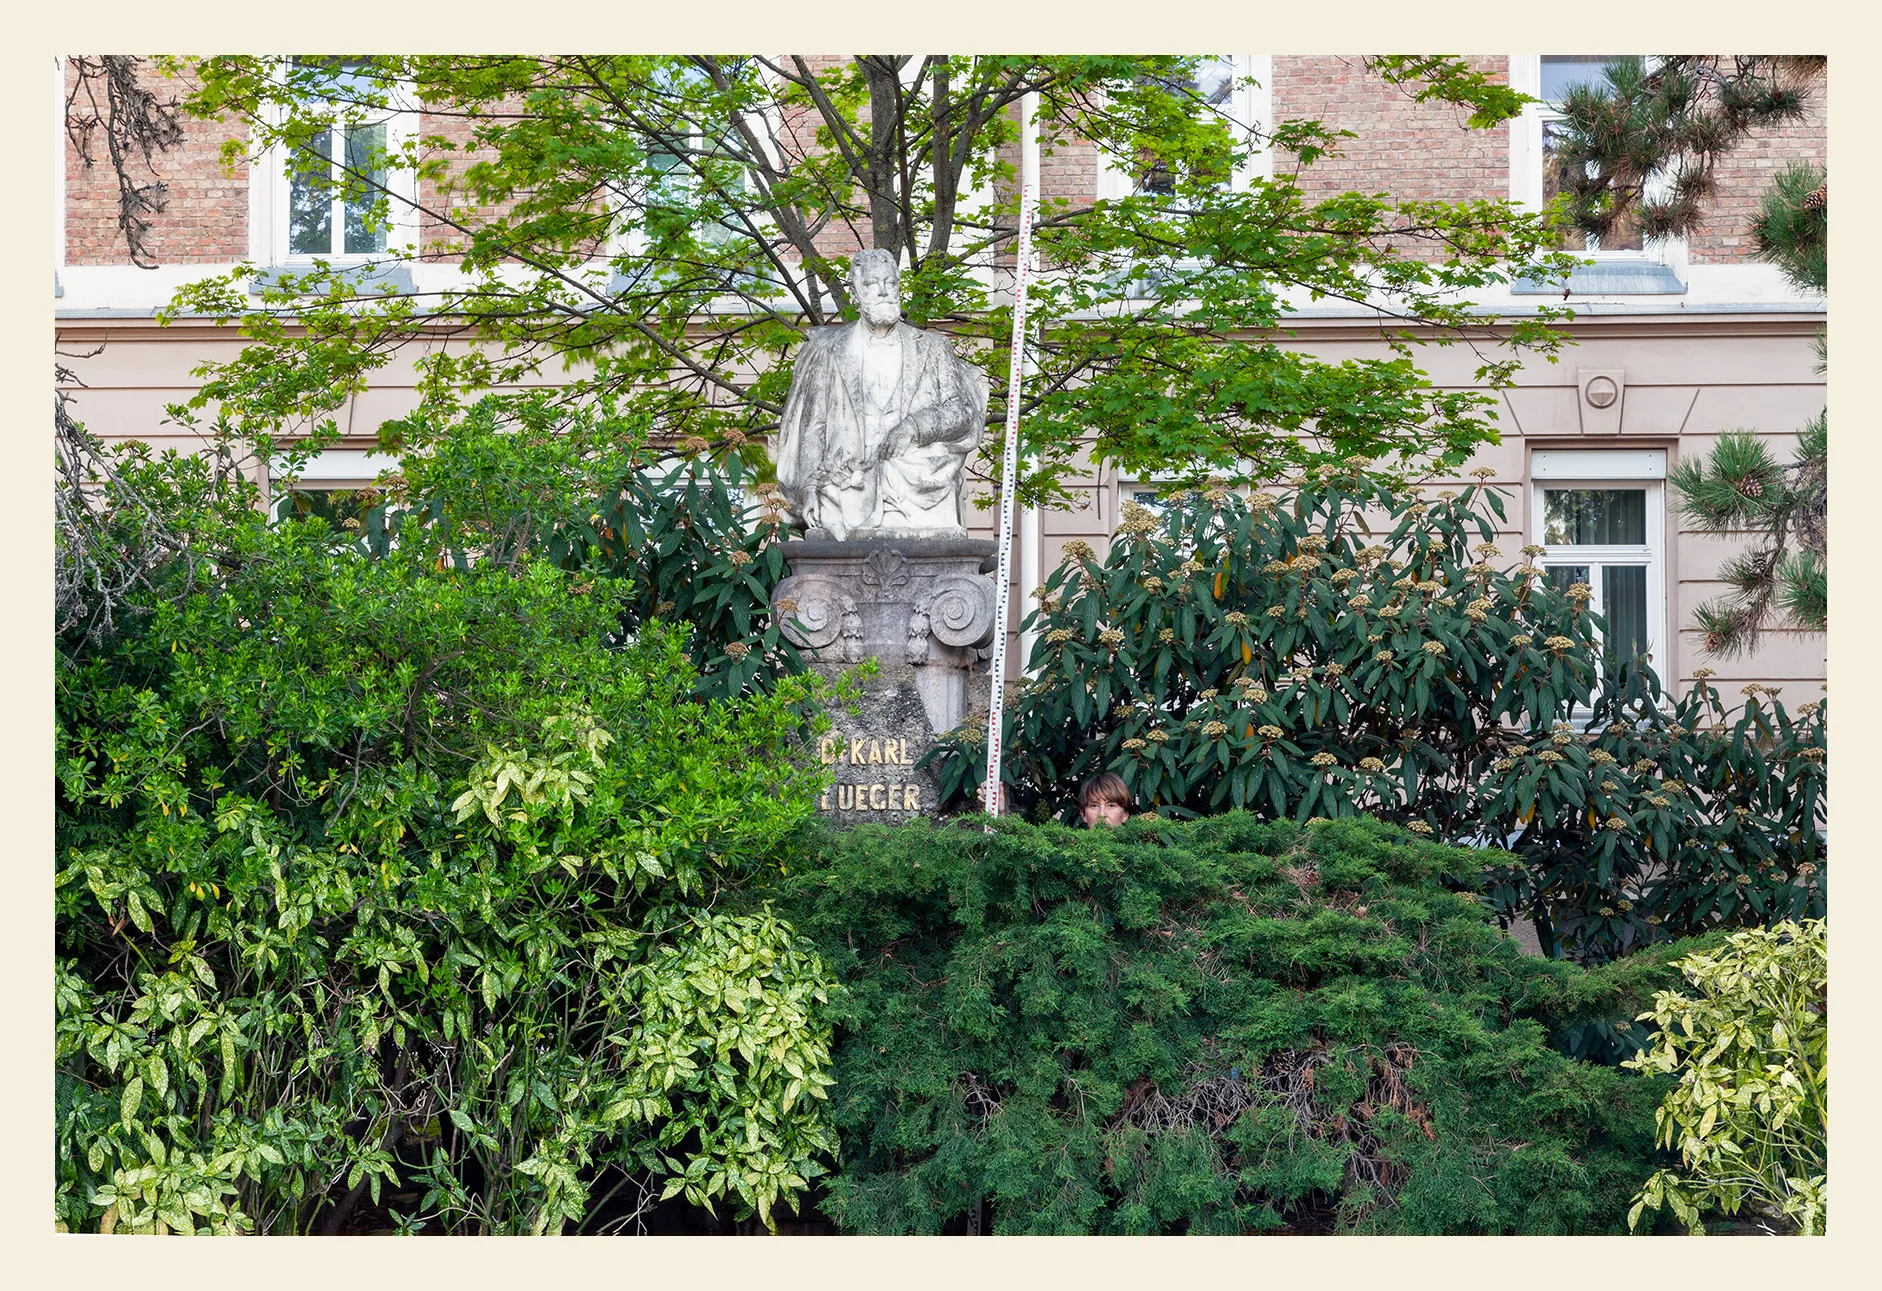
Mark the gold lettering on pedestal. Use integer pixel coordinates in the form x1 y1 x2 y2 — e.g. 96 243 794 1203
817 781 927 813
814 729 931 814
821 731 921 764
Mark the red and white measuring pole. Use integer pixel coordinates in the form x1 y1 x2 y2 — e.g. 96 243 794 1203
982 92 1039 825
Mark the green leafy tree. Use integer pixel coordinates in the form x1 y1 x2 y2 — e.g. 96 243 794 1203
926 473 1826 962
1626 919 1826 1235
779 813 1715 1234
55 434 843 1235
155 54 1577 511
358 393 806 701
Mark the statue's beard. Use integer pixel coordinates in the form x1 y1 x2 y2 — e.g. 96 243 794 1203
861 298 900 328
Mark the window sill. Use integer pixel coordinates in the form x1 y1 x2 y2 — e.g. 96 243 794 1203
250 261 415 296
1511 261 1686 296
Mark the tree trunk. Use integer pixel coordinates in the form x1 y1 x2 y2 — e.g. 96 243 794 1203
927 58 959 262
863 57 905 256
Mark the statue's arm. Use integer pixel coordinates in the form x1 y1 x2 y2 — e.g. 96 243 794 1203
775 329 838 490
902 336 989 450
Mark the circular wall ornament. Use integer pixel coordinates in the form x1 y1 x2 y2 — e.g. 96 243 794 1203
1585 375 1620 408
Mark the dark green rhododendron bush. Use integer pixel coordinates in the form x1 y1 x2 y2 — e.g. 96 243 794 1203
928 473 1825 963
780 814 1713 1235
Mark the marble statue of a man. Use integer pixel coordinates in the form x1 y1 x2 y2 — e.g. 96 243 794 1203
774 250 989 541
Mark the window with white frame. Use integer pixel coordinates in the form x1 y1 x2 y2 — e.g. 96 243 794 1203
1536 56 1645 254
610 62 770 261
265 60 416 266
1529 449 1666 668
1137 58 1237 196
269 448 403 539
1098 56 1271 202
642 130 752 246
1122 481 1172 514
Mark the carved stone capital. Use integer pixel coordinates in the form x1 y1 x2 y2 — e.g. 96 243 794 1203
927 575 997 648
772 575 847 649
860 549 911 597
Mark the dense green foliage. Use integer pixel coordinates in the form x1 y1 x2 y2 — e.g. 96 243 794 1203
162 54 1574 510
1627 919 1827 1236
360 394 804 701
55 441 841 1235
780 814 1706 1234
928 474 1826 961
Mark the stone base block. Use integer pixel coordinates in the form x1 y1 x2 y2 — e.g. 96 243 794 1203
773 537 997 822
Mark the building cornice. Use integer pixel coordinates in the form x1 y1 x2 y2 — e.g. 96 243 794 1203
59 305 1828 348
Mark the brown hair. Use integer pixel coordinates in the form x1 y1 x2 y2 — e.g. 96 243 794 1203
1078 772 1131 809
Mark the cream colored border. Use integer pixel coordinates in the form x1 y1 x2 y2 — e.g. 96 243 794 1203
9 4 1873 1284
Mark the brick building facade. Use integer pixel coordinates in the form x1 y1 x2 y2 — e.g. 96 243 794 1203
56 55 1828 703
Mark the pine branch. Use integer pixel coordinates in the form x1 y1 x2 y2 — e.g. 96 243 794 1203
1548 56 1820 247
1751 161 1827 294
1673 417 1827 657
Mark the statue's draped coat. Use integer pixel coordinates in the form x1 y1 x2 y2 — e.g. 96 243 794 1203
775 320 988 539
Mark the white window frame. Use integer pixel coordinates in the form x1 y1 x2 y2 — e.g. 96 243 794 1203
1529 449 1666 673
267 448 401 517
250 62 419 268
1509 55 1687 275
1120 476 1180 515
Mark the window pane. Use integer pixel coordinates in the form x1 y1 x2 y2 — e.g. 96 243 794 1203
288 131 334 256
1539 117 1579 250
1546 564 1590 594
1195 57 1236 111
1597 210 1644 252
1602 564 1648 659
1540 56 1627 104
1541 119 1644 252
275 487 375 531
1543 489 1646 546
343 122 388 254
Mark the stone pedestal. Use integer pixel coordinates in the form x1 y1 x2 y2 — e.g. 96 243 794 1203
772 537 996 823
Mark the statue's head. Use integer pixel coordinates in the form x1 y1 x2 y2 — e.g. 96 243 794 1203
851 249 902 328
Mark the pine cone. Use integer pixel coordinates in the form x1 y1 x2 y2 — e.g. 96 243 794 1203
1738 476 1765 498
1804 183 1827 211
